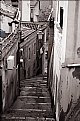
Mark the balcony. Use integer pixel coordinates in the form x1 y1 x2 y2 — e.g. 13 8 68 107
21 21 39 31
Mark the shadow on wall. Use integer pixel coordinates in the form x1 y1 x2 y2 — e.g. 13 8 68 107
5 69 17 111
33 60 36 77
59 67 80 121
28 67 30 78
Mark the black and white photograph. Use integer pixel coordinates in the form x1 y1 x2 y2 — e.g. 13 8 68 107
0 0 80 121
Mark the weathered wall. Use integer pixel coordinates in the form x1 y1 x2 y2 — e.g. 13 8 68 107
20 31 37 79
52 1 69 120
1 15 12 34
33 2 39 22
59 1 80 121
52 1 80 121
42 28 48 75
2 37 18 112
59 67 80 121
39 1 51 22
66 1 80 64
0 1 16 34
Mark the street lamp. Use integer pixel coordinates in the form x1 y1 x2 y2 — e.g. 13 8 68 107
38 31 43 40
37 29 44 40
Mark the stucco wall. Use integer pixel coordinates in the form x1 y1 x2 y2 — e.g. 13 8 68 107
65 1 77 63
33 2 39 22
1 15 12 33
0 1 16 34
59 67 80 121
59 1 80 121
53 1 80 121
2 41 18 111
20 31 37 79
21 1 30 21
65 1 80 64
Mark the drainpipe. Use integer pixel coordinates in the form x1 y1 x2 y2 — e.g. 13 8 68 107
18 20 21 95
0 39 2 113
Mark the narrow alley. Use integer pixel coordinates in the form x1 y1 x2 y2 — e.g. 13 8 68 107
1 1 80 121
1 76 55 121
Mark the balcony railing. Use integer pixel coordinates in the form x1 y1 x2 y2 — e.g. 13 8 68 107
21 21 46 31
21 21 39 30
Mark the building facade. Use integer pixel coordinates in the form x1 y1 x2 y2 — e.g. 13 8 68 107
4 0 30 22
20 25 37 79
0 0 18 37
39 0 52 22
0 0 20 113
1 30 19 112
30 0 39 22
48 1 80 121
36 25 48 76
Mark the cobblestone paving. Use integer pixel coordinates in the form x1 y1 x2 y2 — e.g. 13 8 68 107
1 76 55 121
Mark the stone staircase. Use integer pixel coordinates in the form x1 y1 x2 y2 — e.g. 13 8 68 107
1 76 55 121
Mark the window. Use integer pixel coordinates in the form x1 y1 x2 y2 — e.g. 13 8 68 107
29 47 31 59
0 13 2 21
30 9 33 22
11 0 18 7
60 7 63 29
20 62 22 67
0 14 4 23
45 51 48 59
34 43 36 54
30 18 33 22
39 0 40 10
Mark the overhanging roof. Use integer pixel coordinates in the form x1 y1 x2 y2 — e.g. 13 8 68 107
0 1 17 19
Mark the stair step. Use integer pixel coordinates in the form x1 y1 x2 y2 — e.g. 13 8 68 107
18 96 51 103
2 109 54 118
21 78 43 82
24 77 44 80
20 80 47 83
20 91 49 96
20 91 50 97
20 87 48 92
20 81 47 84
20 90 49 94
1 76 55 121
20 79 47 83
1 116 55 121
20 86 48 90
20 83 47 88
20 84 47 87
11 103 51 111
19 87 48 92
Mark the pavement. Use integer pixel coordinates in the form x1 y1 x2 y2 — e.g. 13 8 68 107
1 76 55 121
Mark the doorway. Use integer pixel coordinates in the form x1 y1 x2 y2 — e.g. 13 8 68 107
0 76 2 113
